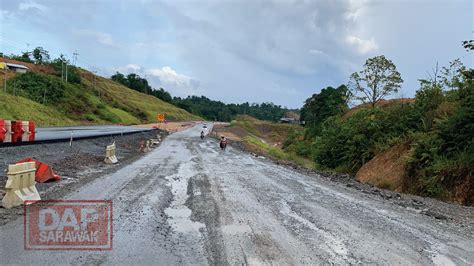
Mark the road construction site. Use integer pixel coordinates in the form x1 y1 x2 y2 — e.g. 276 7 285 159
0 123 473 265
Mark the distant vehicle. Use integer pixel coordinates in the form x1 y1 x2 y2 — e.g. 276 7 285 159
220 136 227 150
203 125 207 128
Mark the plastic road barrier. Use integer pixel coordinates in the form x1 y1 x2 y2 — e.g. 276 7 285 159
104 142 118 164
11 120 25 143
2 162 41 209
28 120 36 141
4 120 12 143
21 121 30 142
0 119 6 142
16 158 61 183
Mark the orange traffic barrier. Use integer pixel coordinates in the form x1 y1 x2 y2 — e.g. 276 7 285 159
28 120 35 141
0 119 6 142
11 120 25 143
16 158 61 183
0 120 36 143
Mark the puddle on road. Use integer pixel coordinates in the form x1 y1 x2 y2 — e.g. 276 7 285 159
164 158 205 233
165 207 204 232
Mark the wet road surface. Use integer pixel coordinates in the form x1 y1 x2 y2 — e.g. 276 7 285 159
35 125 154 141
0 124 473 265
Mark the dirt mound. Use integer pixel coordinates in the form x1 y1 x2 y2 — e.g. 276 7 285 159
234 115 260 122
343 98 415 120
212 124 249 141
0 57 55 75
356 143 410 191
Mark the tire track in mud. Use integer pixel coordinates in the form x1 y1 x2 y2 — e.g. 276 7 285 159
193 139 302 265
186 143 229 266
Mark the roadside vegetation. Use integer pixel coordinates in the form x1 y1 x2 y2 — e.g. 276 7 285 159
213 115 314 169
111 71 292 122
284 42 473 205
0 48 200 126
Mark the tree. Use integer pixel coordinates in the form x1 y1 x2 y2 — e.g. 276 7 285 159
462 40 474 51
348 55 403 108
9 52 33 63
32 47 50 64
300 85 349 137
151 88 173 103
111 72 128 86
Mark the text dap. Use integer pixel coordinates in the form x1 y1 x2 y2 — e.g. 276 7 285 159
24 200 112 250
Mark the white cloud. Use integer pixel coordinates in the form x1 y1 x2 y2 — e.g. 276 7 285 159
18 1 47 12
345 35 378 54
115 64 141 73
114 64 200 96
146 66 192 87
74 29 117 47
309 49 324 55
145 66 200 95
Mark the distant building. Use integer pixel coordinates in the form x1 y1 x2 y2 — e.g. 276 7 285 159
279 117 299 124
0 62 29 73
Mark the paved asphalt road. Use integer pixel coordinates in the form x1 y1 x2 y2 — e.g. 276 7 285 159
34 125 154 141
0 124 472 265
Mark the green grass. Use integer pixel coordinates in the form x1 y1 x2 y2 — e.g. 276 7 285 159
89 75 201 122
230 116 314 169
0 69 200 127
242 135 315 169
232 115 301 143
0 92 76 126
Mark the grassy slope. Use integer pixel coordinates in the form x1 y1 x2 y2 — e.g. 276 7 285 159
214 115 314 169
88 74 200 121
0 60 200 126
0 92 75 126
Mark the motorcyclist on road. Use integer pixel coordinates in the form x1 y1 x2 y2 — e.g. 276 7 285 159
200 131 205 139
219 136 227 150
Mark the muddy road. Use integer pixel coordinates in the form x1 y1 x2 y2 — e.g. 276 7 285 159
0 124 473 265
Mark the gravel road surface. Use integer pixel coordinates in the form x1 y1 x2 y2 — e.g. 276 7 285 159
0 124 472 265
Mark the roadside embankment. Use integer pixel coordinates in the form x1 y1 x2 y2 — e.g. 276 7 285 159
211 116 314 169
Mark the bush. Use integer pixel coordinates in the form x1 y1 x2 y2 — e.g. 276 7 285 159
7 72 65 104
49 61 81 84
406 76 474 202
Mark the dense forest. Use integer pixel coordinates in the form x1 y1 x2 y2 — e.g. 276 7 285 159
284 42 473 204
110 71 292 122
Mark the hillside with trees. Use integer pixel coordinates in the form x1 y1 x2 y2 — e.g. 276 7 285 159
0 48 200 126
111 71 292 122
284 43 473 205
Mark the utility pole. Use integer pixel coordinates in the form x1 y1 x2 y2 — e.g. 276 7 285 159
43 85 47 104
4 68 6 93
72 51 79 66
65 63 68 83
92 71 100 98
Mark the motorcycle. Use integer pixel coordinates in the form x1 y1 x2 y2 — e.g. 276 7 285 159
219 139 227 150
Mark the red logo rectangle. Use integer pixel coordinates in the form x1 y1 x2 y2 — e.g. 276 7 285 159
24 200 113 250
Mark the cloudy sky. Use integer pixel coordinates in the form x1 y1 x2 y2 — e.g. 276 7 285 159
1 0 472 107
